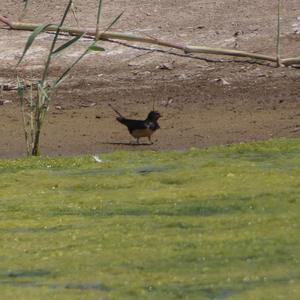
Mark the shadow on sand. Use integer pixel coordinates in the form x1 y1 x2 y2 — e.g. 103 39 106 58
103 142 153 146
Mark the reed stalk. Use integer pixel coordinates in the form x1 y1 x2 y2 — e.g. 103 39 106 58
276 0 281 67
7 0 106 156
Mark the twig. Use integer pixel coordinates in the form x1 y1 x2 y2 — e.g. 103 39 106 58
71 1 80 28
109 39 275 65
108 39 229 64
1 82 36 91
0 16 12 27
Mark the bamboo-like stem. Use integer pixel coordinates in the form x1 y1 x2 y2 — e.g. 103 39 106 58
20 100 30 156
31 86 43 156
32 123 41 156
18 82 31 156
184 46 277 62
29 83 34 152
1 16 300 66
16 78 30 155
95 0 103 41
281 57 300 66
276 0 281 67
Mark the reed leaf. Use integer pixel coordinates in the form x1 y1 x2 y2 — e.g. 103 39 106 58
105 10 125 32
88 44 105 52
41 0 73 84
37 82 49 103
17 23 53 66
52 32 85 56
52 42 105 89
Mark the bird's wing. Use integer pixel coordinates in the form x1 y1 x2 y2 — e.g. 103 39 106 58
117 119 148 131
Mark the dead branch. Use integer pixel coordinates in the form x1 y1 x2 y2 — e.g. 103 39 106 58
1 15 299 66
281 57 300 66
0 82 36 91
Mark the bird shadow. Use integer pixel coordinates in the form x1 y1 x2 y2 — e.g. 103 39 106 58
103 142 153 146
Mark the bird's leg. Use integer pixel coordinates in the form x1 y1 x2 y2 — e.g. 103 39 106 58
136 138 140 144
148 136 153 145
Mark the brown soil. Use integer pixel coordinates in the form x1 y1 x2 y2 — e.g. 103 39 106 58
1 0 300 157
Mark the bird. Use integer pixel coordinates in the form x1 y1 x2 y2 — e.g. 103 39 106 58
109 104 161 144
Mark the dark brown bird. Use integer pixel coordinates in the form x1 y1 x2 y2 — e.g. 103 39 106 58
109 104 161 144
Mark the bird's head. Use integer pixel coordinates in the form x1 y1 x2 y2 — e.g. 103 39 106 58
147 111 162 121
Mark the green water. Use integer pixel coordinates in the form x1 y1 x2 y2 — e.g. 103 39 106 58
0 139 299 299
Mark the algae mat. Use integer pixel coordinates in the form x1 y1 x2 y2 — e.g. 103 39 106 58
0 139 299 299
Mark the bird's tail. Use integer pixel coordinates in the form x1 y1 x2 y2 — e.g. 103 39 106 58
108 104 124 118
108 104 126 123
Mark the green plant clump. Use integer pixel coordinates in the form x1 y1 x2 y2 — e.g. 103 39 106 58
0 138 299 299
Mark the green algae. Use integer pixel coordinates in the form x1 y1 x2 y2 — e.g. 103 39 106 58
0 138 299 299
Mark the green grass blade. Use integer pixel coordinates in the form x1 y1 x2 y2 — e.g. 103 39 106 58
52 48 91 89
37 82 50 107
41 0 73 84
105 10 125 32
53 42 105 89
17 23 54 66
88 44 105 52
52 32 85 57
